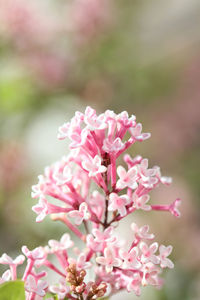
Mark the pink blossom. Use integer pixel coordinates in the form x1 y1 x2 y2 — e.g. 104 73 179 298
138 159 156 178
160 176 173 185
57 122 70 140
86 234 102 252
32 196 49 222
0 253 23 281
129 123 151 141
132 194 151 211
68 202 91 225
141 263 161 287
22 246 46 262
69 0 111 42
32 196 71 222
127 272 142 295
159 245 174 269
108 193 130 216
124 154 143 168
137 159 158 188
92 226 116 243
116 166 138 190
0 253 25 266
96 247 122 273
2 107 180 298
169 198 181 217
0 270 11 284
58 114 87 149
25 275 48 297
154 167 173 186
69 253 92 271
70 128 89 149
151 199 182 218
31 175 46 199
117 111 136 127
48 233 74 253
84 107 107 131
76 253 92 270
82 155 107 177
0 253 24 280
103 137 124 153
88 190 105 219
49 278 70 299
53 165 72 186
105 109 117 120
119 248 141 270
140 242 159 264
131 223 155 240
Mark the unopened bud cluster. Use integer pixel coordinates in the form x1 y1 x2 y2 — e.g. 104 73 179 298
66 264 86 295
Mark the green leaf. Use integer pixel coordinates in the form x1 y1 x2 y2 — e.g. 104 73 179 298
44 293 59 299
0 280 25 300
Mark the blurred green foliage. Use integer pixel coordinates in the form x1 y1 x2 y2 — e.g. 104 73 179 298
0 281 25 300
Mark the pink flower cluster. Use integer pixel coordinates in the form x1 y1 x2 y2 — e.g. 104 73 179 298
0 107 181 299
68 0 111 43
0 0 111 86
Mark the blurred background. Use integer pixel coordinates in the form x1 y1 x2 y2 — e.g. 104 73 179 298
0 0 200 299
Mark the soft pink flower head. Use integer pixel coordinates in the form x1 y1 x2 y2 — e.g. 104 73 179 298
131 223 155 240
0 254 25 266
68 202 91 225
132 194 151 211
159 245 174 269
129 123 151 142
25 275 48 297
82 155 107 177
32 196 48 222
88 190 105 219
116 166 138 190
48 233 74 253
49 278 70 299
141 262 161 287
96 247 122 273
84 107 107 131
140 242 160 264
92 226 116 244
68 0 111 42
69 252 92 271
124 154 143 168
86 234 102 252
57 122 70 140
103 137 124 153
169 198 181 217
53 165 72 186
137 159 158 188
108 193 130 217
119 248 141 270
31 175 46 199
18 106 181 298
127 272 142 295
22 246 46 262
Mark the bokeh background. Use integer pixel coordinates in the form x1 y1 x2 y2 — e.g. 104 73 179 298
0 0 200 299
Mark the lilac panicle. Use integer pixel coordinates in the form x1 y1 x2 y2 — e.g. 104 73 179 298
0 107 181 300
